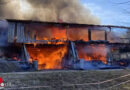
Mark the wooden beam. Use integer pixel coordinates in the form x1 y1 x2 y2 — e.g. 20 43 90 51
66 26 69 41
105 31 107 41
88 29 91 41
23 44 30 62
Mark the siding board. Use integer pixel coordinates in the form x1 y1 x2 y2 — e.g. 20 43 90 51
16 23 25 43
8 22 15 43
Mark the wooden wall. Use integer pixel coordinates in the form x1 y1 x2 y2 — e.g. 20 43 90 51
8 22 15 43
7 21 130 44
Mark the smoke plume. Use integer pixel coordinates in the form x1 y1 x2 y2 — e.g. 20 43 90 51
0 0 100 24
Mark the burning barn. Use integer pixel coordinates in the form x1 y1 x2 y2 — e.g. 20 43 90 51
0 19 130 70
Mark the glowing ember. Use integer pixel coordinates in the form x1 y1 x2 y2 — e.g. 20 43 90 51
76 44 107 64
51 26 67 40
26 44 68 70
26 24 67 41
68 27 89 41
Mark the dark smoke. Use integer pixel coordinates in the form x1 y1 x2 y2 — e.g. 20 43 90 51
0 0 100 24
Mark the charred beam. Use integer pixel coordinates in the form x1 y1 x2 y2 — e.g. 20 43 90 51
105 31 107 41
66 26 69 41
23 44 30 62
70 41 79 61
88 29 91 41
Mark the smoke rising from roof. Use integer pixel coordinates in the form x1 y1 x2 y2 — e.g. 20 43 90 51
0 0 100 24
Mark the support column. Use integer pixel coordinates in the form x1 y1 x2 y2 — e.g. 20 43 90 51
70 41 79 61
88 29 91 41
105 31 107 41
66 26 69 41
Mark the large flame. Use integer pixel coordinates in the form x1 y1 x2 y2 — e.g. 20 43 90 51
26 44 67 70
25 24 67 44
25 25 108 69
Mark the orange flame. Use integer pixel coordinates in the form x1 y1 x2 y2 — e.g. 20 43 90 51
26 44 67 70
76 44 107 64
68 27 89 41
25 25 108 69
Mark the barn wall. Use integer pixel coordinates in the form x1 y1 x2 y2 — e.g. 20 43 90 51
7 21 130 44
8 22 15 43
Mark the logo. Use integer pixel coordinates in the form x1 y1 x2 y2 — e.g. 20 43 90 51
0 77 4 89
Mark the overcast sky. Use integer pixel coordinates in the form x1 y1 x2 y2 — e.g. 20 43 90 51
81 0 130 26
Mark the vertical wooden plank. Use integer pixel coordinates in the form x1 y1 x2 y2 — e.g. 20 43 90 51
16 23 21 42
21 24 25 42
28 30 32 43
24 28 28 43
16 23 25 43
8 22 15 43
28 31 30 43
66 26 69 41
